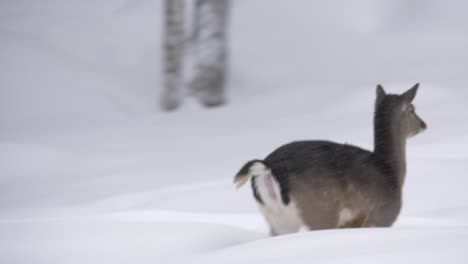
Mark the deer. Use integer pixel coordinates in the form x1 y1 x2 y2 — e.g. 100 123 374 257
234 84 427 236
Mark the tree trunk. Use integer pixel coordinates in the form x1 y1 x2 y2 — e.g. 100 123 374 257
192 0 230 107
162 0 185 111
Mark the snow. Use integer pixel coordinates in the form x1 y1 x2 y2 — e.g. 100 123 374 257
1 0 468 263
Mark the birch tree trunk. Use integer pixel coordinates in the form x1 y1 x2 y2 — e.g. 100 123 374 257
162 0 185 111
192 0 230 107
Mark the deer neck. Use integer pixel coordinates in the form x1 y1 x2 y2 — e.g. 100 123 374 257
373 114 407 188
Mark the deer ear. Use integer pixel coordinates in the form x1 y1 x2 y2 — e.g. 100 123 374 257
402 83 419 103
376 84 386 104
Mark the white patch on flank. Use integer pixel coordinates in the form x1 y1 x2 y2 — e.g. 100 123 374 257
338 208 354 226
251 162 306 235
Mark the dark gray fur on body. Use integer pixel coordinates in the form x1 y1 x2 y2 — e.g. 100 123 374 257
234 84 427 232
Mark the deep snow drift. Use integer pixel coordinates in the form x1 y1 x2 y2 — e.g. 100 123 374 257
1 0 467 263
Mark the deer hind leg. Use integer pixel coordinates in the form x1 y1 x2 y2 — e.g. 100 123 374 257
269 228 279 236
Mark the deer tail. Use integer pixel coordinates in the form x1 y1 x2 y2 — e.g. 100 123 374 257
233 160 268 189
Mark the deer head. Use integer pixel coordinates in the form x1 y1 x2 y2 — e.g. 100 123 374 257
376 83 427 139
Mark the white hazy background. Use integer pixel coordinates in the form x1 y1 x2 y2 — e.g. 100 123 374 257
1 0 468 263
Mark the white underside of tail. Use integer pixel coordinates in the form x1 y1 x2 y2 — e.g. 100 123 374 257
250 162 307 235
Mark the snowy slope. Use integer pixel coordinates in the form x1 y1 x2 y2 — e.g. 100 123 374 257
1 0 468 263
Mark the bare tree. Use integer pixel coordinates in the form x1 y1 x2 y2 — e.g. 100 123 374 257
162 0 185 111
191 0 230 107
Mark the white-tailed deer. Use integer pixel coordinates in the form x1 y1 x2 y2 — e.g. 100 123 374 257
234 84 427 236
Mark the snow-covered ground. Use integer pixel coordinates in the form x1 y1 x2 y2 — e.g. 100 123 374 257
1 0 468 263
